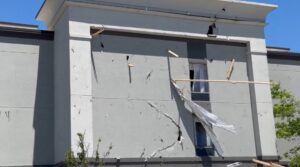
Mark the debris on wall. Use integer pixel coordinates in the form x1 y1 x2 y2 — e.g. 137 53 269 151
140 148 146 158
146 70 153 80
226 58 235 80
5 111 10 121
172 81 236 155
127 55 134 83
167 50 179 58
227 162 242 167
0 110 11 121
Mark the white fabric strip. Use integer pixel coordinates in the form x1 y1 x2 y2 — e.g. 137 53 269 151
172 80 236 155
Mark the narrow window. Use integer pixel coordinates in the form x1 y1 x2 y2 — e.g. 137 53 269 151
190 63 210 101
195 122 214 156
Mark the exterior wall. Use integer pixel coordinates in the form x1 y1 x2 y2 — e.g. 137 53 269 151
67 3 277 159
91 34 195 158
0 1 281 166
0 36 54 166
91 33 257 158
268 58 300 161
206 42 257 157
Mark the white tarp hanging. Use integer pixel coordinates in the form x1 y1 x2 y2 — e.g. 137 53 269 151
172 80 236 155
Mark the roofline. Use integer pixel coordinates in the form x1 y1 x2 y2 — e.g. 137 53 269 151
230 0 277 8
37 0 277 29
267 46 290 51
35 0 46 19
0 21 38 30
267 51 300 61
0 26 54 40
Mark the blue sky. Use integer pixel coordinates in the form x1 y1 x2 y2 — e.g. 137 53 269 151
0 0 298 52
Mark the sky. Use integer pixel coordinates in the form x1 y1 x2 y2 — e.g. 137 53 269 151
0 0 298 52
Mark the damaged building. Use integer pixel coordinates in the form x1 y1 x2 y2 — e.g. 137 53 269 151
0 0 299 166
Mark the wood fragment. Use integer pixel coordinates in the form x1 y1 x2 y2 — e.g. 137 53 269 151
91 28 105 37
174 79 270 85
128 63 135 67
226 58 235 80
252 159 284 167
168 50 179 58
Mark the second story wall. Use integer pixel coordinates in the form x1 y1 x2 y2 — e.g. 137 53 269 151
91 32 257 158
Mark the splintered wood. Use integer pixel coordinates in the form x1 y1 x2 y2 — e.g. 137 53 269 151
226 58 235 80
252 159 284 167
91 28 105 37
128 63 135 67
174 79 270 85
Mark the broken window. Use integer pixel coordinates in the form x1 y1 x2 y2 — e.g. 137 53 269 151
195 122 214 156
189 62 210 101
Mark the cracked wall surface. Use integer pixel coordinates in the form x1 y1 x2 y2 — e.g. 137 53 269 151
91 33 257 158
91 34 195 158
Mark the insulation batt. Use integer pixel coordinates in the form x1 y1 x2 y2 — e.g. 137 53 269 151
172 80 236 155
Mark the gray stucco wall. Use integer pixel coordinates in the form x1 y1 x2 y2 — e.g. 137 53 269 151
206 42 256 157
0 36 54 166
91 33 256 158
91 34 195 158
268 58 300 161
53 10 71 164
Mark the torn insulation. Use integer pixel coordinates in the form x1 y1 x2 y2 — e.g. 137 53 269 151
171 80 236 155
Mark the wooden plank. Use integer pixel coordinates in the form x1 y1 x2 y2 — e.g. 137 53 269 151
174 79 270 85
168 49 179 57
226 58 235 80
252 159 284 167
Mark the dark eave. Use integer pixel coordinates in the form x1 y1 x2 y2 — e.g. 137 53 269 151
0 26 54 40
267 51 300 61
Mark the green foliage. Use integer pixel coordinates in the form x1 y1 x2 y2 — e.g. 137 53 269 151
272 82 300 118
65 150 78 167
290 154 300 167
271 82 300 165
64 133 107 167
77 133 89 167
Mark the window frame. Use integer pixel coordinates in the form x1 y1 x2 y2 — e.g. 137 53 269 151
189 58 210 101
194 121 215 156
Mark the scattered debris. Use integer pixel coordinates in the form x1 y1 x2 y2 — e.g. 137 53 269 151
128 63 135 68
146 70 153 80
140 148 146 158
174 79 270 85
103 143 113 158
91 28 104 37
252 159 284 167
91 53 98 82
167 49 179 58
5 111 10 121
227 162 242 167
